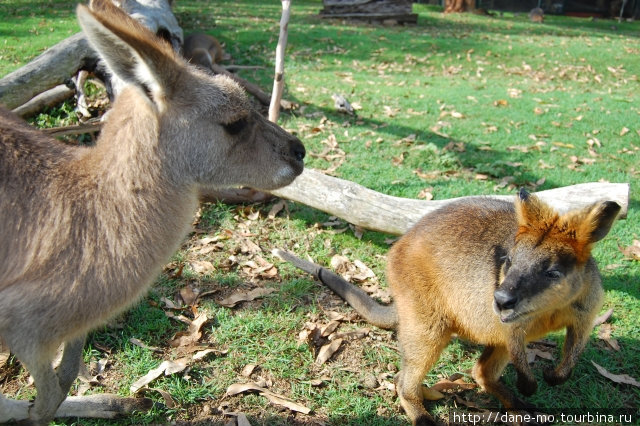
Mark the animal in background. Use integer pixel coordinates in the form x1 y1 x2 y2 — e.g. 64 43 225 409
529 7 545 22
276 189 619 425
183 32 228 70
0 0 304 423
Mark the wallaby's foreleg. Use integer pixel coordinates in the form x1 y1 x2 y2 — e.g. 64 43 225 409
473 345 535 411
395 324 450 426
507 332 538 397
543 324 590 386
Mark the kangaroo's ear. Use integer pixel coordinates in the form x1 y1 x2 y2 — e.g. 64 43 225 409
77 0 182 108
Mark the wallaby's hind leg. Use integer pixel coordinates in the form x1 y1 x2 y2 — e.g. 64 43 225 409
473 345 535 411
395 325 451 426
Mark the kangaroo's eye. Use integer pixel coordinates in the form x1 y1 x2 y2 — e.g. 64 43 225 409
223 117 247 135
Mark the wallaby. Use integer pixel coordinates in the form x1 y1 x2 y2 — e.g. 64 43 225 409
276 189 620 425
0 0 304 423
183 32 227 70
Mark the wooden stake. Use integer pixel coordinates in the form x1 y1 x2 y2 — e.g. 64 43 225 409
268 0 292 123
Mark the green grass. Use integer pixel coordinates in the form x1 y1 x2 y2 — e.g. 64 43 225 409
0 1 638 425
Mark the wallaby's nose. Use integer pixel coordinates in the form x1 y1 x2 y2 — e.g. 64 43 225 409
494 289 518 311
291 139 305 162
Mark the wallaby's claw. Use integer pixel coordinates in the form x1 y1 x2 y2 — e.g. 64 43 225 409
543 367 571 386
516 374 538 397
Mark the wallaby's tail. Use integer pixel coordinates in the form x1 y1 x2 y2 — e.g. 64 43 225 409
273 249 397 329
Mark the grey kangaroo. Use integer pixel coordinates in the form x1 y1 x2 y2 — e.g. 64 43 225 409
0 0 304 423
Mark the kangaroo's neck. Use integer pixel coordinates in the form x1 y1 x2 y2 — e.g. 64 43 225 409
54 88 198 290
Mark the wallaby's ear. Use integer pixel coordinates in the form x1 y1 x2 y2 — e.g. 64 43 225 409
573 201 621 244
555 200 620 263
515 188 557 233
77 0 182 108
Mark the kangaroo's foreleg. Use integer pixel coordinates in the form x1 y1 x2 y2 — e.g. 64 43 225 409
56 336 86 394
543 324 590 386
20 336 84 424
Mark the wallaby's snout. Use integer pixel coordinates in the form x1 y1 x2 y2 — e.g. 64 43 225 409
494 287 518 316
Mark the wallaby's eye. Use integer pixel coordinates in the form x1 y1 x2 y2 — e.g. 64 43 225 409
545 269 563 280
223 117 247 135
501 255 512 270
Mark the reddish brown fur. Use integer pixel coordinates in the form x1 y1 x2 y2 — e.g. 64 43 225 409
278 192 619 426
388 193 618 425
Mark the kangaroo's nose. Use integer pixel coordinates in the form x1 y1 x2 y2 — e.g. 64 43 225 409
291 139 305 162
494 289 518 311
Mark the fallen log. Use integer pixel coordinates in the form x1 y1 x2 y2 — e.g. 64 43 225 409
0 0 183 111
12 84 76 118
0 34 97 110
270 169 629 235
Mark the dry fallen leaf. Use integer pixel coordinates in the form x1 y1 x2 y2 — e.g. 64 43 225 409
320 320 341 337
267 199 287 219
130 337 163 353
526 347 555 364
418 188 433 200
145 388 177 408
179 284 201 307
592 361 640 387
189 260 215 275
192 348 221 361
597 323 620 351
226 382 311 414
217 287 276 308
169 312 209 348
593 307 614 326
130 358 190 393
241 364 257 377
316 338 343 365
77 361 101 396
330 254 377 283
